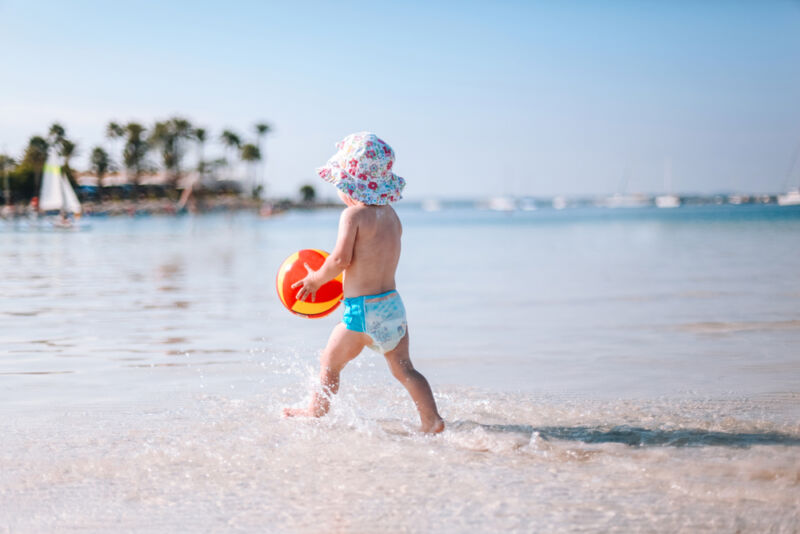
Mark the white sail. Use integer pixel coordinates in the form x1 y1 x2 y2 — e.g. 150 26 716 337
39 160 63 211
61 175 82 214
38 158 81 214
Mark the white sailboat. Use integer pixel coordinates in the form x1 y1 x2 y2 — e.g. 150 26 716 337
777 190 800 206
655 159 680 208
598 167 650 208
778 141 800 206
486 196 516 212
39 158 82 226
598 192 650 208
655 195 680 208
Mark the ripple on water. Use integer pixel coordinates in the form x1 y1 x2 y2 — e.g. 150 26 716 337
676 320 800 335
2 389 797 533
3 209 800 531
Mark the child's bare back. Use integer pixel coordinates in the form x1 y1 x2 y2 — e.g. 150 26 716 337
341 202 401 297
282 132 444 434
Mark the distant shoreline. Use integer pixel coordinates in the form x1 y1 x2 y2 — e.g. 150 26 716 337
0 196 343 219
3 192 799 220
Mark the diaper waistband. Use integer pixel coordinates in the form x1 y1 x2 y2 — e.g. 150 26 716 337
343 289 398 305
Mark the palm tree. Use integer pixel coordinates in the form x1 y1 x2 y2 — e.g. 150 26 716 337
150 120 177 184
254 122 271 194
58 139 78 187
123 122 148 194
106 121 124 175
46 123 77 185
220 129 241 181
221 129 241 148
59 139 76 162
0 154 15 207
48 123 66 148
23 136 49 195
240 143 261 197
194 128 207 182
170 117 194 186
149 117 195 187
106 122 124 139
90 147 110 190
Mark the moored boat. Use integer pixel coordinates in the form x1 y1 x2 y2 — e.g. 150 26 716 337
39 157 84 228
777 190 800 206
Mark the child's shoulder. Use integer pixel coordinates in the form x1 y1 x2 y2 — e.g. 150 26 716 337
341 204 367 219
339 205 369 229
340 204 398 226
341 204 384 218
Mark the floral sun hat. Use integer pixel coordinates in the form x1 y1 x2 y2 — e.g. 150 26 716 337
316 132 405 205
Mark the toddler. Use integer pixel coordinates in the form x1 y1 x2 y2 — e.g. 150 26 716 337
283 132 444 433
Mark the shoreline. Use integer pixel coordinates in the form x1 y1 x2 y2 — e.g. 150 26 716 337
0 196 342 219
2 194 799 221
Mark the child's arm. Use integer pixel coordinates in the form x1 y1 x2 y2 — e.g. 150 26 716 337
292 207 358 302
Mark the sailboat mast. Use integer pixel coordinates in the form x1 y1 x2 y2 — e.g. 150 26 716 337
664 158 672 194
783 140 800 191
58 170 67 217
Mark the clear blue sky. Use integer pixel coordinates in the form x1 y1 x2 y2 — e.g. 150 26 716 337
1 0 799 198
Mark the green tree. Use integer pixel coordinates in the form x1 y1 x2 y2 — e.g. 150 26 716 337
254 123 270 138
123 122 148 192
47 123 77 185
220 129 241 181
170 117 194 186
90 147 110 189
254 122 271 194
194 127 207 181
149 117 194 187
221 129 241 150
150 121 176 181
22 136 49 195
240 143 261 197
48 123 66 148
300 184 316 204
106 121 124 139
58 139 78 186
0 154 15 206
106 121 124 173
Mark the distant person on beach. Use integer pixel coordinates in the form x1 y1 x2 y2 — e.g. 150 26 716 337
283 132 444 433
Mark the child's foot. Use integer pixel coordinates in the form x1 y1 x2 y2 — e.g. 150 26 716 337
282 407 318 418
420 417 445 434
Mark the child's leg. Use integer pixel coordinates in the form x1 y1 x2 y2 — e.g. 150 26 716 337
383 331 444 433
283 323 369 418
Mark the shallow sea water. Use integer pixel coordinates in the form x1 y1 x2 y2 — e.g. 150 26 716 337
1 205 799 532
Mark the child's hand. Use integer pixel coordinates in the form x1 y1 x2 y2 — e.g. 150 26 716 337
291 263 322 302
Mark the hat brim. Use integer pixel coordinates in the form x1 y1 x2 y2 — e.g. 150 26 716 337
316 163 405 206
